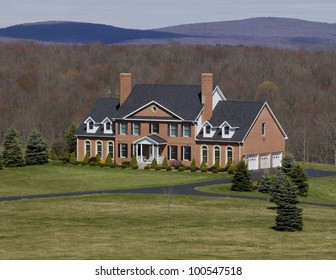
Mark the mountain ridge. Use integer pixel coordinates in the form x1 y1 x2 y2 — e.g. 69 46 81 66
1 17 335 48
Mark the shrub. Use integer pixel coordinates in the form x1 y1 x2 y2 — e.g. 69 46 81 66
105 154 113 166
95 153 101 163
190 159 196 170
162 157 169 168
49 149 58 160
200 160 207 172
89 161 97 166
290 164 309 197
228 164 236 174
166 166 172 171
69 152 77 165
155 166 161 171
151 158 158 169
89 157 97 163
224 159 232 171
109 162 119 168
178 166 185 172
0 153 3 170
212 168 219 173
144 165 150 170
81 153 90 165
130 154 138 169
169 160 181 170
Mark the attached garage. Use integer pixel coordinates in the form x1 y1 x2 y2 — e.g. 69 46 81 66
272 152 282 168
260 153 271 169
247 154 259 170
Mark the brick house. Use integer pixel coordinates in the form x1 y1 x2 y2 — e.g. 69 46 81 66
76 73 287 170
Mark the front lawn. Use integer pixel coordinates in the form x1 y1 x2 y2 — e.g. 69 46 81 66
0 161 230 198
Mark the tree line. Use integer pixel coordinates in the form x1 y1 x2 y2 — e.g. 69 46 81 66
0 42 335 164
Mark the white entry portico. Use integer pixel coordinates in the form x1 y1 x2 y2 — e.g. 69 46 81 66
133 135 167 164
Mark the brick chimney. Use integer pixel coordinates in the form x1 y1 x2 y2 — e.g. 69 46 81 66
119 73 132 106
201 73 213 122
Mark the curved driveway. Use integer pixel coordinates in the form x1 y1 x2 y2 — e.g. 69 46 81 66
1 169 336 208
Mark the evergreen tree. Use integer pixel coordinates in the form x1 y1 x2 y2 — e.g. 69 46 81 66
105 154 112 166
190 159 196 172
25 129 49 165
290 164 309 197
257 174 273 193
230 160 252 191
281 153 296 176
65 123 77 154
69 152 77 165
2 127 25 167
200 160 207 172
130 154 138 168
270 172 303 231
162 157 169 168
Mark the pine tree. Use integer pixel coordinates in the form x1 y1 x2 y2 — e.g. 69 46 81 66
257 174 273 193
25 129 49 165
290 164 309 197
281 153 296 176
230 160 253 191
65 123 77 154
2 127 25 167
270 172 303 231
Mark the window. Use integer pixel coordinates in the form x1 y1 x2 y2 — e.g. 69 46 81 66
204 125 211 135
226 147 233 164
108 142 114 158
214 146 220 165
132 123 141 135
224 126 230 135
262 123 266 136
183 124 191 137
119 122 127 135
106 122 111 131
96 141 102 157
85 140 91 157
169 124 178 137
202 145 208 164
182 146 191 161
88 121 94 130
169 145 177 160
151 123 159 134
119 144 128 158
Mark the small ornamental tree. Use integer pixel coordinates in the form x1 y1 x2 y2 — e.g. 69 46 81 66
290 164 309 197
270 172 303 231
65 123 77 154
25 129 49 165
162 157 169 169
281 153 296 176
230 160 252 192
2 127 25 167
82 152 90 165
69 152 77 165
130 154 138 169
151 158 158 169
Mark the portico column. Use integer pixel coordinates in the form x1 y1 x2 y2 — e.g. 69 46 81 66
140 144 143 163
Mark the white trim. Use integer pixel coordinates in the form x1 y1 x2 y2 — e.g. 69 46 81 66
133 136 166 145
123 100 184 120
212 86 226 109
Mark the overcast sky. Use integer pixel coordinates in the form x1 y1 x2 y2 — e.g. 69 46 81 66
0 0 335 29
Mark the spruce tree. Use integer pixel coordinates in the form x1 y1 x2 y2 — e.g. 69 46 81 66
281 153 296 176
65 123 77 154
230 160 253 191
270 172 303 231
290 164 309 197
2 127 25 167
25 129 49 165
257 174 272 193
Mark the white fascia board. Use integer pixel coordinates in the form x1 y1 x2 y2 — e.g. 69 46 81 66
133 136 159 145
102 117 113 124
84 116 96 124
123 101 184 120
264 102 288 140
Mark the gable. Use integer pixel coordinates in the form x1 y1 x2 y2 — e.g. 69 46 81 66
129 101 181 120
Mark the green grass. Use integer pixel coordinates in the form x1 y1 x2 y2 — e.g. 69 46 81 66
0 194 335 259
0 161 229 197
300 161 336 172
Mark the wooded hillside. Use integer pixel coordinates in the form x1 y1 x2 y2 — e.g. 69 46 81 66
0 42 335 164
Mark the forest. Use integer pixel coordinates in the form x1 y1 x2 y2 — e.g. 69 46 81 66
0 42 335 164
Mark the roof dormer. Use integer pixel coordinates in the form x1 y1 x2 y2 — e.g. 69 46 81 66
102 118 114 134
202 121 216 138
219 121 238 139
84 117 99 133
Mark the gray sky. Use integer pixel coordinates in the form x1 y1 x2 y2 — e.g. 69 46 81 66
0 0 335 29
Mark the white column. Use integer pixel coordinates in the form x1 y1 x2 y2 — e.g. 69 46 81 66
140 144 143 163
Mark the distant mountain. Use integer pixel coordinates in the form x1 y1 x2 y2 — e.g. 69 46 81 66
0 18 335 48
0 21 188 44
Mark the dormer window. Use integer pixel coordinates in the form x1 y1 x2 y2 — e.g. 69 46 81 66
88 121 94 130
106 122 111 131
224 126 230 135
205 125 211 134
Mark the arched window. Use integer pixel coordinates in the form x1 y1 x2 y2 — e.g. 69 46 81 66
214 146 220 166
96 141 102 157
85 140 91 157
226 147 233 164
108 141 114 159
201 145 208 164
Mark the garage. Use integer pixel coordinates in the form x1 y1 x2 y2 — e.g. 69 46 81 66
272 152 282 168
260 153 271 169
247 154 259 170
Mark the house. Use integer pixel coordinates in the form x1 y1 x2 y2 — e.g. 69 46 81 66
76 73 288 170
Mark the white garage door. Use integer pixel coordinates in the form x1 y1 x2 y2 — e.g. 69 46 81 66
272 152 282 168
260 153 271 169
247 154 259 170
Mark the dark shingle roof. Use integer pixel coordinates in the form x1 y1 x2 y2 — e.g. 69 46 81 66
115 84 202 120
196 100 265 142
76 97 119 136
